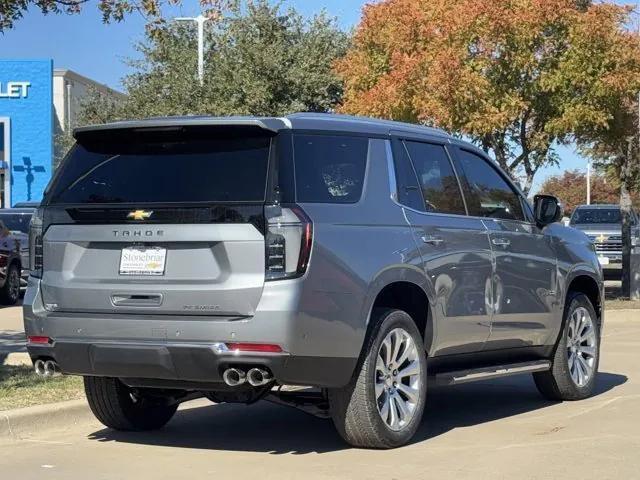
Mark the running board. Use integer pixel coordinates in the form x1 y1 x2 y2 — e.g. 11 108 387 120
434 360 551 386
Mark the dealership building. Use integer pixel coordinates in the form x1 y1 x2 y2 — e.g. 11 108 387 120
0 59 123 208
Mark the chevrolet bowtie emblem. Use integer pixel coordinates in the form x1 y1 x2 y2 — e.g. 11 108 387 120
597 234 607 243
127 210 153 221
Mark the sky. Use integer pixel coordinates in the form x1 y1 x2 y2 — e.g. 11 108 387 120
0 0 588 192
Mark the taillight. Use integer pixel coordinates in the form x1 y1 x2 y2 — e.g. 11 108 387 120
29 208 44 278
27 336 51 344
225 342 283 353
264 204 313 281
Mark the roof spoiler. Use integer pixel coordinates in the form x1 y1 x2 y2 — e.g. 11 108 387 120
73 117 287 140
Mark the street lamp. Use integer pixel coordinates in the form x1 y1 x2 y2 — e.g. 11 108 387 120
586 159 591 205
174 14 210 85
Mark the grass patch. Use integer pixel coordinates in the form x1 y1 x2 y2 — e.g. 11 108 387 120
0 365 84 411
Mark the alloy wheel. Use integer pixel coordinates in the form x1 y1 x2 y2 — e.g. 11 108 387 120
8 268 19 302
375 328 422 431
566 306 597 387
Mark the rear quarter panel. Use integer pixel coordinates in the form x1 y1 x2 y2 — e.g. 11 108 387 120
295 138 428 359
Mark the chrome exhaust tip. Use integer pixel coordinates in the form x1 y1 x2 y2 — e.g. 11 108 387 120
222 368 246 387
43 360 58 377
247 368 272 387
34 359 46 377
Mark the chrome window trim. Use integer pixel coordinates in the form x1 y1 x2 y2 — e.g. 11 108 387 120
385 139 469 220
385 140 399 203
384 139 539 226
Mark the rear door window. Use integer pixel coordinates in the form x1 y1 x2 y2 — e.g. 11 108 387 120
293 134 368 203
454 149 525 221
47 133 272 204
403 141 466 215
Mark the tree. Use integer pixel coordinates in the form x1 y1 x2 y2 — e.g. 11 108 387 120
79 0 349 123
538 169 639 214
336 0 640 195
0 0 235 33
537 3 640 298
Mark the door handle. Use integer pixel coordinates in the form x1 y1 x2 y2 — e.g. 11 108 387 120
492 238 511 247
421 235 445 246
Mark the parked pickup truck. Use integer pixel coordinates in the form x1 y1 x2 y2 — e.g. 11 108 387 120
569 204 639 278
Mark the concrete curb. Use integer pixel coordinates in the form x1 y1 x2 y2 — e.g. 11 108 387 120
0 399 94 439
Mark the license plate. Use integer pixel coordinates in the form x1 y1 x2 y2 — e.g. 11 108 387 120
119 247 167 276
598 256 610 266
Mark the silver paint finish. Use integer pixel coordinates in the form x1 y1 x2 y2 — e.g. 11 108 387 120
482 218 559 349
40 223 266 316
23 115 605 388
404 208 493 355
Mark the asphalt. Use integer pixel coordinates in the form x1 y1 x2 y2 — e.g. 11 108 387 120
0 310 639 479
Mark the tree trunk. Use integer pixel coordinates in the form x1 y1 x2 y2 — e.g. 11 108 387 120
620 181 632 299
619 141 635 299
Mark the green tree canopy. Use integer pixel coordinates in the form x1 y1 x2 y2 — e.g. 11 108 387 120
78 0 349 124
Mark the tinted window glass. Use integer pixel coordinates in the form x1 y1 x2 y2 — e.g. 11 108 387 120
403 141 466 215
570 208 623 225
391 139 424 211
455 149 524 221
0 213 32 234
294 135 368 203
48 136 271 204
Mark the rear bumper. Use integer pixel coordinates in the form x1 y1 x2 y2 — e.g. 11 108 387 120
23 276 358 388
26 341 355 388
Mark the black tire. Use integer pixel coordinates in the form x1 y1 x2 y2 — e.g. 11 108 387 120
533 292 600 401
329 309 427 449
84 377 178 431
0 263 20 305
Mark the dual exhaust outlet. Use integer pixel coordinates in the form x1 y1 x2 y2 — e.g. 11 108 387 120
34 359 59 377
223 367 272 387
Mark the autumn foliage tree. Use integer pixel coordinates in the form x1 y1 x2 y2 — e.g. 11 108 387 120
336 0 640 195
539 169 639 214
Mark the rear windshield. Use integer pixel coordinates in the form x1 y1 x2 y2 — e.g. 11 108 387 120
47 131 271 205
293 134 368 203
570 208 623 225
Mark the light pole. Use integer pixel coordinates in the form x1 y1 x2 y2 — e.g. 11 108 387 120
586 159 591 205
174 14 209 85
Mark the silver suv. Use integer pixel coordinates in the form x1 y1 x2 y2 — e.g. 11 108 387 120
24 113 604 448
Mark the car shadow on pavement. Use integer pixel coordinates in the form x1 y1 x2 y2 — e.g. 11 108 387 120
87 371 626 454
412 371 627 445
0 297 24 309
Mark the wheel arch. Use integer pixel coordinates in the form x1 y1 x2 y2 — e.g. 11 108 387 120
566 271 603 327
360 267 434 358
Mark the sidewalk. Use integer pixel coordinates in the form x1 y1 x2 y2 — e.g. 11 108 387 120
0 303 28 366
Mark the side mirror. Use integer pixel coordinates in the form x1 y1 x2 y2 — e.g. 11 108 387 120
533 194 562 227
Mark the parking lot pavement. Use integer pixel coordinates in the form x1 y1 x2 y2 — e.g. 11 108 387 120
0 303 26 365
0 311 638 479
